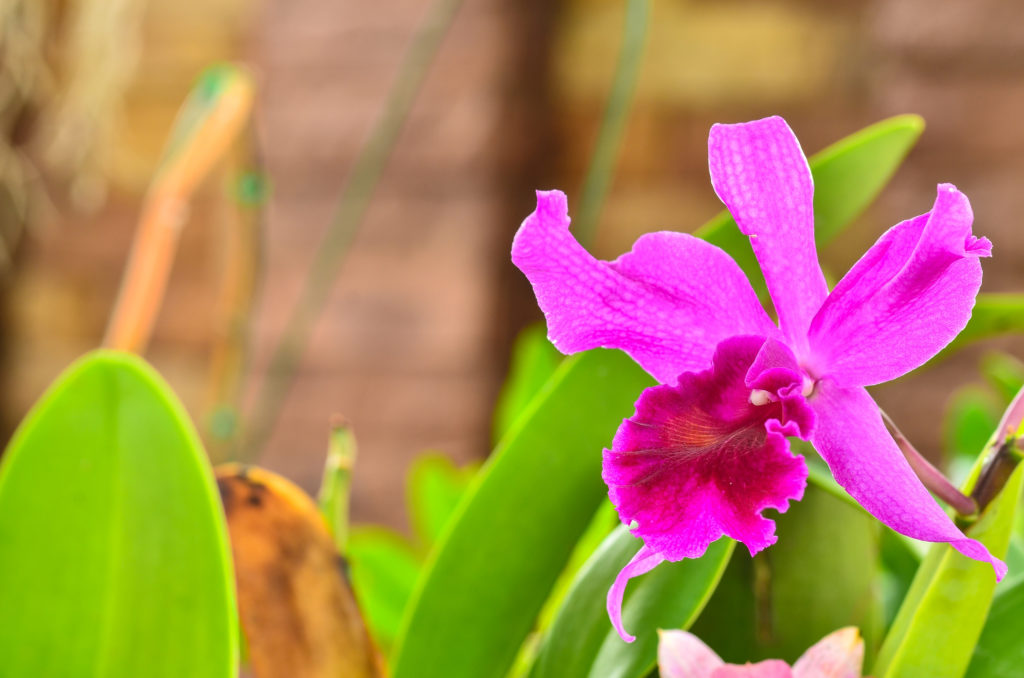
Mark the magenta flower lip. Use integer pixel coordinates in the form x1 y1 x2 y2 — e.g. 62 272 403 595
511 115 1003 643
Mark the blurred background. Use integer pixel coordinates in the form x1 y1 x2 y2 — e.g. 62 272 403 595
1 0 1022 530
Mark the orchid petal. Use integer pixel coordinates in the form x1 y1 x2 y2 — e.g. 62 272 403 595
511 190 777 383
708 117 827 353
603 337 809 566
658 630 725 678
607 545 664 643
809 380 1006 579
711 662 793 678
807 185 990 386
791 627 863 678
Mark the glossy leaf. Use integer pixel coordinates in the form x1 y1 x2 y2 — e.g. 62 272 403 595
390 349 653 678
541 526 732 678
695 114 924 304
967 567 1024 677
874 430 1024 678
217 465 380 678
0 351 237 677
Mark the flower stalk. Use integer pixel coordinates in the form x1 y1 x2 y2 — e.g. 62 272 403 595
971 385 1024 512
880 409 978 518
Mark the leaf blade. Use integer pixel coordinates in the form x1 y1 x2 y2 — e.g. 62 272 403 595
0 351 237 677
390 350 653 678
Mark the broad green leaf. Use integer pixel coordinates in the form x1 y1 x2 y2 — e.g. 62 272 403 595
390 350 653 678
765 486 883 663
493 324 563 443
529 526 731 678
348 527 422 652
0 351 237 677
517 501 620 677
529 526 732 678
690 487 882 665
696 115 924 305
408 452 477 547
967 567 1024 677
874 433 1024 678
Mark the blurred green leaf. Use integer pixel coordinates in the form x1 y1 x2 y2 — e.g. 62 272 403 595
391 350 653 678
494 324 563 444
409 453 478 547
981 352 1024 404
696 115 924 305
0 351 237 677
874 436 1024 677
944 385 1003 466
348 526 423 652
347 451 475 652
530 526 732 678
935 294 1024 362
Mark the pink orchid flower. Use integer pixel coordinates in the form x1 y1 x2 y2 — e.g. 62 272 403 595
658 627 864 678
511 116 1005 642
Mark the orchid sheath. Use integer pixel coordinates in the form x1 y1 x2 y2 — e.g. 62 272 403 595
511 116 1004 642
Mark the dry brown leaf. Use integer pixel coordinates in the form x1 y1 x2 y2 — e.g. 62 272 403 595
216 463 382 678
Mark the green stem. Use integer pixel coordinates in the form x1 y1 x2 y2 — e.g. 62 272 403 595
318 418 357 553
573 0 650 249
239 0 465 456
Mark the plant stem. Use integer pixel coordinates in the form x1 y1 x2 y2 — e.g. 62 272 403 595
239 0 465 457
104 66 254 354
880 409 978 517
318 417 357 554
573 0 650 249
971 385 1024 512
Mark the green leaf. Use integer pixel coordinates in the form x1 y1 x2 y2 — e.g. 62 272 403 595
390 350 653 678
873 439 1024 677
967 567 1024 677
981 352 1024 404
690 487 883 665
763 486 883 663
936 294 1024 362
530 526 732 678
493 324 563 443
347 451 475 652
696 115 924 304
348 526 423 652
408 453 477 548
944 385 1002 473
0 351 237 677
